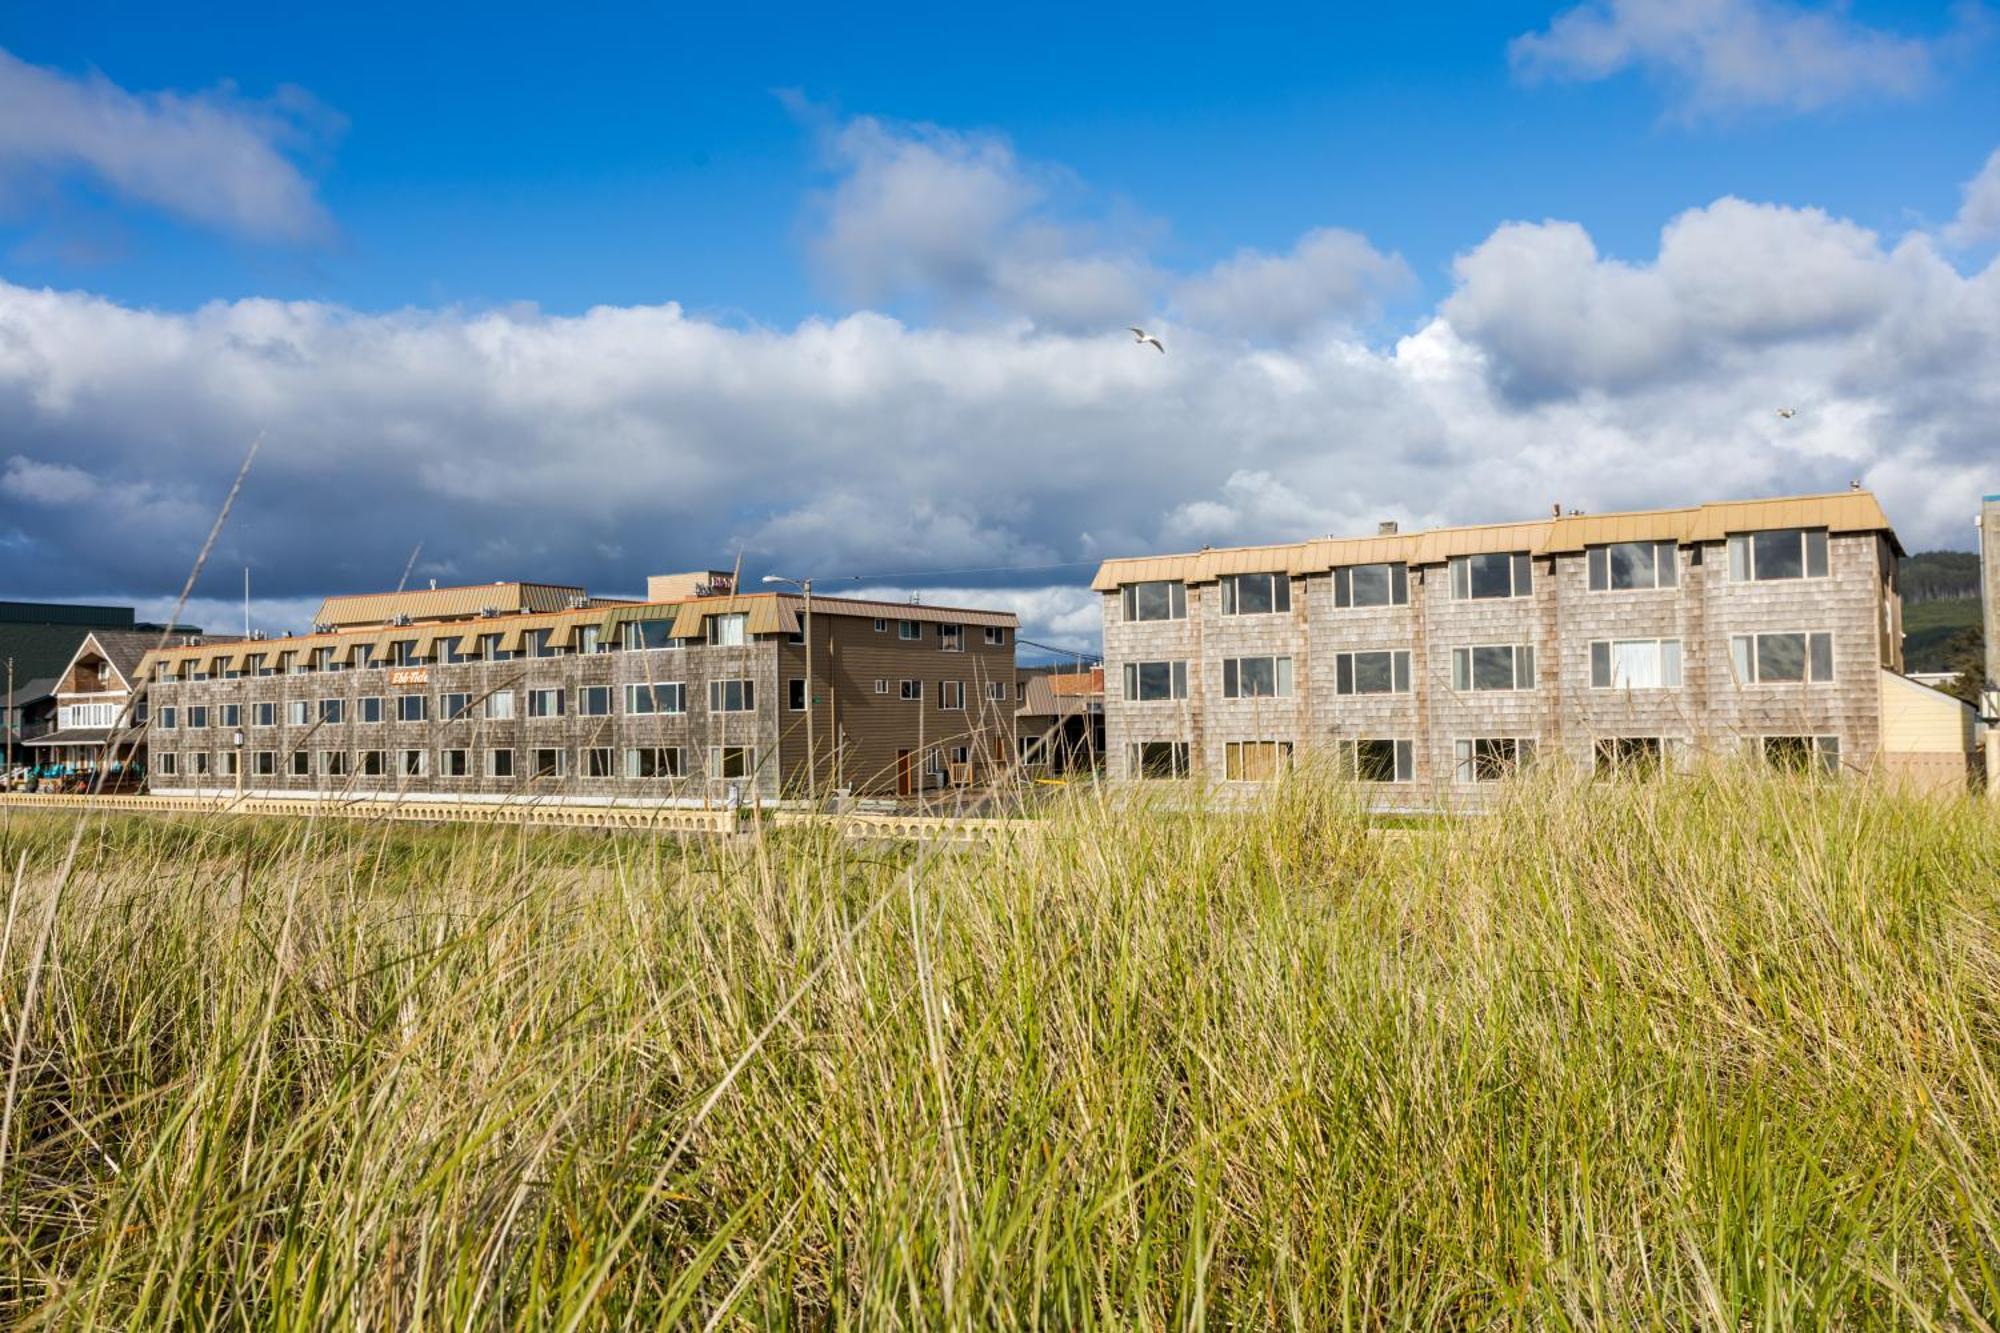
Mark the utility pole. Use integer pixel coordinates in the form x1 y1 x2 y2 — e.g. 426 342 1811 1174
5 656 13 775
761 574 816 801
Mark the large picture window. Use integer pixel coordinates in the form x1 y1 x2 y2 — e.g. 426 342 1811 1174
1333 563 1408 608
1120 580 1188 622
1122 660 1189 702
1129 741 1191 778
1219 572 1291 616
1450 644 1535 692
1222 656 1294 698
1589 640 1683 689
1730 631 1834 684
624 682 685 714
1449 552 1532 600
1334 650 1412 696
1728 528 1829 582
624 746 685 778
708 679 755 712
1340 738 1414 783
1588 541 1679 592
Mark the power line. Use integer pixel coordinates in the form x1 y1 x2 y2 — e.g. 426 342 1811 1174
1017 636 1101 665
830 558 1102 584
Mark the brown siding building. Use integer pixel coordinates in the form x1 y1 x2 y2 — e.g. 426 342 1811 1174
1094 491 1960 801
133 576 1017 804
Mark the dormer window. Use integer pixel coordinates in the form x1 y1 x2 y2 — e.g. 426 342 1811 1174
708 613 747 647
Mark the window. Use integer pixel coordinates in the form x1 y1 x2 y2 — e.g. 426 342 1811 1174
397 694 427 723
1333 563 1408 608
939 681 965 710
788 678 807 710
712 745 755 779
1454 738 1535 783
940 623 964 652
1334 650 1412 696
1341 738 1415 783
436 637 465 665
1449 552 1532 600
1728 528 1829 582
351 646 373 670
1121 580 1188 622
527 629 557 658
158 706 177 730
1450 644 1535 692
579 626 603 654
191 752 211 777
899 620 921 640
987 681 1007 700
1595 737 1671 778
1760 735 1840 775
313 648 336 672
484 691 516 720
441 749 469 777
441 692 472 721
156 753 177 776
1130 741 1191 779
399 750 426 777
707 613 748 647
188 705 209 729
220 703 240 728
1588 541 1679 592
359 750 384 777
625 746 684 778
1123 660 1189 702
358 696 382 724
253 702 276 727
899 679 921 701
577 686 611 716
486 749 514 779
528 688 565 718
617 682 680 716
875 679 889 694
245 653 268 677
1222 656 1294 698
1220 572 1290 616
1225 740 1294 781
286 700 310 726
390 640 417 666
61 702 121 730
709 679 755 712
253 751 276 776
318 698 345 724
581 747 615 778
220 752 239 778
1730 632 1834 684
314 751 346 777
482 633 516 661
984 626 1007 646
289 751 310 777
1590 640 1683 689
874 618 888 633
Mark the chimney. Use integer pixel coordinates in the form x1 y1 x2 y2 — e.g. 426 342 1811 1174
1377 520 1399 536
1552 502 1562 518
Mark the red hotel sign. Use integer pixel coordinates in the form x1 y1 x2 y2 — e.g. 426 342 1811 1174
388 668 430 686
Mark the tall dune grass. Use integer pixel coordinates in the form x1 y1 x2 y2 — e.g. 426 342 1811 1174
1 770 1997 1327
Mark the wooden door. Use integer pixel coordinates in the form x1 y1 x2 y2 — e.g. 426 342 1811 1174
896 749 914 797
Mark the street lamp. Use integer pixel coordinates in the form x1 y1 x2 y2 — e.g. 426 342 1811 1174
232 728 246 799
761 574 816 799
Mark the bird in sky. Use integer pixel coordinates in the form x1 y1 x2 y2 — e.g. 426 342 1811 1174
1128 326 1165 354
1776 407 1797 419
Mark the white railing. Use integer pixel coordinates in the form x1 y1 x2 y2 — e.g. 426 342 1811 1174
59 702 122 730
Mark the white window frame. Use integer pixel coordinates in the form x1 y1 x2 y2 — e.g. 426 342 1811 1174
1340 738 1415 783
708 679 755 712
939 623 964 653
529 747 566 779
1588 541 1679 592
623 682 685 715
579 685 612 716
899 620 921 641
899 679 921 701
1128 741 1192 779
1454 737 1536 783
1450 644 1535 692
1222 655 1294 699
707 613 748 647
484 690 516 720
938 681 966 711
1120 581 1188 622
711 745 756 780
1333 650 1412 696
984 626 1008 646
1449 552 1532 601
1219 572 1291 617
1728 528 1830 582
528 687 566 719
1224 740 1295 782
1589 639 1684 690
1333 563 1409 608
623 746 685 779
1729 631 1834 685
1754 734 1841 775
486 748 515 779
1122 660 1189 702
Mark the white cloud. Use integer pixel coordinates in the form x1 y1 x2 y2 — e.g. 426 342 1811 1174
1946 147 2000 246
1172 229 1413 341
1510 0 1958 117
0 46 335 242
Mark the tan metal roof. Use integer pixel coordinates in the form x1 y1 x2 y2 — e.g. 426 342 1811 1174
1091 490 1901 589
312 581 586 628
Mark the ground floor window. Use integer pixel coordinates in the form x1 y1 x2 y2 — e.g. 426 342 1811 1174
400 750 426 777
712 746 756 780
1595 736 1678 778
1129 741 1191 778
1340 738 1414 783
1225 740 1294 782
156 753 178 776
320 751 349 777
625 746 684 779
583 746 615 778
1454 737 1535 783
530 748 565 778
1757 734 1840 775
190 752 211 777
487 749 514 779
361 750 384 777
290 751 310 776
441 749 470 777
253 751 276 776
220 752 239 777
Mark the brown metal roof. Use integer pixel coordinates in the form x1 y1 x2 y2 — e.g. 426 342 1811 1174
1091 490 1901 589
312 581 586 628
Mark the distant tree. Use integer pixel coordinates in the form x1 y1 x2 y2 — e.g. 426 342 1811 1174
1935 627 1986 705
1900 550 1981 604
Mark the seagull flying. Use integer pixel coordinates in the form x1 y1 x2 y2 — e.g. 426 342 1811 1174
1776 408 1796 419
1128 326 1165 354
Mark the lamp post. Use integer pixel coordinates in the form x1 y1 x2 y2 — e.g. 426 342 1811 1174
761 574 815 799
5 656 13 778
232 728 246 800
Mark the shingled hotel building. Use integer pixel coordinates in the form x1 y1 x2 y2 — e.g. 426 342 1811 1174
1095 490 1975 798
134 572 1018 803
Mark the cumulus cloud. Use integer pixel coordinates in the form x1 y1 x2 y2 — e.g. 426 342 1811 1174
1509 0 1962 117
0 46 335 242
1172 229 1413 341
1946 147 2000 246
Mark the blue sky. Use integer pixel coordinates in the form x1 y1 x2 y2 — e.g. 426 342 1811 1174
1 2 1996 649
